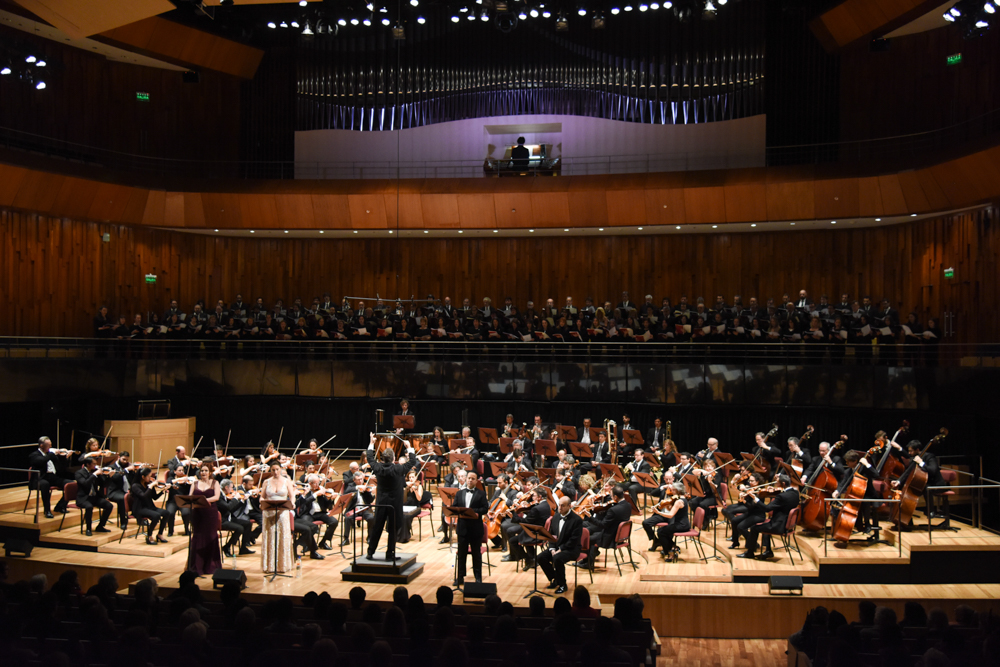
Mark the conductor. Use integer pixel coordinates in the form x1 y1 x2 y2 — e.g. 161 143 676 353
511 136 530 170
366 432 417 561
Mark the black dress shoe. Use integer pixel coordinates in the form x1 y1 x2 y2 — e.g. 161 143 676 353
758 550 775 560
44 511 54 519
501 544 508 553
95 525 111 533
729 541 740 549
438 536 450 544
85 528 93 536
522 561 535 572
310 551 326 560
555 585 568 594
501 555 515 562
545 581 558 589
736 551 756 559
223 547 233 558
318 541 332 550
340 538 351 547
157 535 168 543
239 547 256 555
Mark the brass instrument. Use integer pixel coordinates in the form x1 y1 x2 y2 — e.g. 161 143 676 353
605 418 619 466
666 420 672 442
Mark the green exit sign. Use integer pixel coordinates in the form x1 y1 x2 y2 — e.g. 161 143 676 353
946 53 962 66
944 267 955 279
145 273 157 284
136 91 150 101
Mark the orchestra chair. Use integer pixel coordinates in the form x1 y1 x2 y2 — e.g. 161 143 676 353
416 500 434 541
755 507 802 564
573 527 593 587
932 469 960 532
604 520 638 576
476 460 485 478
23 469 63 513
118 492 149 544
675 506 707 562
57 481 81 534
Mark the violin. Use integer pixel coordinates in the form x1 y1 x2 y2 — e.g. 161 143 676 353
49 448 79 456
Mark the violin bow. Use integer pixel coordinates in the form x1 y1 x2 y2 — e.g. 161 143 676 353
224 429 232 460
276 426 284 452
101 424 114 452
317 434 338 450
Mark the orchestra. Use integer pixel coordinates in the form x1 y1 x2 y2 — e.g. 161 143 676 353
22 409 954 584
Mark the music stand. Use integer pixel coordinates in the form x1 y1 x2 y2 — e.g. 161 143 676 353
535 468 557 486
260 497 294 581
329 492 354 558
516 470 535 484
437 487 460 552
588 427 606 442
623 429 643 448
599 464 625 483
443 505 480 589
633 471 660 517
478 428 499 451
519 523 556 598
778 462 804 487
489 462 507 479
534 439 557 465
448 439 467 451
569 442 593 461
681 473 705 498
740 452 766 474
295 453 320 468
642 452 662 470
556 425 577 442
498 438 516 455
449 452 473 470
394 415 415 431
713 451 737 472
176 494 210 572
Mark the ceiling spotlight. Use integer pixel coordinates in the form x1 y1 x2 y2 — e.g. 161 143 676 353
637 227 643 230
987 2 997 14
380 6 388 11
392 21 405 38
943 11 956 21
675 225 681 229
36 60 46 67
417 15 426 23
382 17 391 25
460 6 468 10
750 223 756 227
639 3 648 11
651 2 659 8
555 12 568 29
718 0 727 4
542 9 551 16
290 21 299 27
530 7 538 16
875 217 882 221
830 220 837 224
712 225 718 228
25 55 36 63
467 12 475 19
350 17 359 24
283 230 289 234
300 0 308 5
611 6 620 13
280 20 288 27
267 21 276 28
338 18 347 25
250 230 255 233
302 21 313 34
480 12 489 20
367 2 374 9
664 0 671 6
911 213 918 217
951 7 961 16
0 67 11 75
451 13 460 21
363 17 371 25
410 0 419 5
976 20 989 27
578 7 587 15
35 81 46 90
319 230 324 234
518 10 527 19
624 4 633 10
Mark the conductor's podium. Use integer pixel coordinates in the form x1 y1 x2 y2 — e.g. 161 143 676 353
103 417 195 464
342 552 424 584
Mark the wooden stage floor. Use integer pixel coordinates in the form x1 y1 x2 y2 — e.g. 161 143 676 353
3 485 1000 639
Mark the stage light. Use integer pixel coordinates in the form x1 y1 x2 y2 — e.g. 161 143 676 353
467 12 475 19
300 0 308 5
611 6 619 13
530 7 538 16
951 7 961 16
875 218 881 221
639 3 648 11
750 223 756 227
460 6 468 10
26 55 36 63
267 21 276 28
0 67 10 75
624 4 633 10
578 7 587 15
290 21 299 27
542 9 551 16
651 2 659 8
417 15 425 23
382 17 391 25
664 0 671 6
718 0 727 4
338 18 347 25
481 12 489 20
351 17 360 24
302 21 313 34
976 20 989 27
410 0 419 5
830 220 837 224
280 21 288 27
637 227 643 230
451 13 459 21
519 10 527 19
944 12 955 21
367 2 374 9
712 225 718 228
35 81 46 89
363 17 371 25
986 3 996 13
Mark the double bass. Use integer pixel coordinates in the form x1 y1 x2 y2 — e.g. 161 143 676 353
748 424 779 476
891 427 949 527
788 425 815 477
831 452 870 543
799 436 846 532
874 421 909 483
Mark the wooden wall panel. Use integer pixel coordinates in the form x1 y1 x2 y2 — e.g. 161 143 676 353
2 207 996 343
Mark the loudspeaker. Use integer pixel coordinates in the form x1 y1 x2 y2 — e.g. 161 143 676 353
212 569 247 590
463 582 497 599
768 575 803 595
4 538 34 558
182 71 201 84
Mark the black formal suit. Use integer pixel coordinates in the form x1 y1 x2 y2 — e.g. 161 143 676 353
896 452 944 490
646 426 666 450
75 467 113 530
783 449 813 472
365 444 416 559
218 495 253 551
296 489 339 546
745 488 799 554
802 455 845 483
28 448 68 514
452 485 488 583
129 482 168 537
538 510 583 587
588 499 632 561
625 460 653 505
107 462 136 528
509 499 551 563
343 481 375 543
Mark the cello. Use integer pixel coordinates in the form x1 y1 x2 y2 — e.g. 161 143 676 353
875 421 909 483
832 452 870 543
799 436 846 532
484 495 507 539
788 425 815 477
747 424 779 477
891 427 949 527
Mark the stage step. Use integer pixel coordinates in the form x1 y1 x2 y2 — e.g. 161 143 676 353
99 536 188 558
40 524 143 549
0 508 84 535
341 552 424 584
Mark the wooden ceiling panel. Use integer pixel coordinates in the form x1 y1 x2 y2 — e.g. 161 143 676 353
141 190 167 227
644 188 686 226
182 192 206 228
0 164 28 208
163 192 186 226
51 176 97 219
810 0 943 52
566 189 608 227
876 175 909 215
388 193 424 228
895 170 932 213
12 168 63 214
857 176 886 217
13 0 174 39
765 180 815 221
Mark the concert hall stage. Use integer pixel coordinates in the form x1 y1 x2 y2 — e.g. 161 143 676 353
3 485 999 640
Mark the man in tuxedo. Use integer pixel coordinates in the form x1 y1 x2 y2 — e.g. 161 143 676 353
506 487 551 569
298 474 339 551
784 437 812 473
163 299 182 323
740 474 798 560
343 470 375 547
646 418 667 451
75 458 113 536
624 448 653 506
538 496 583 594
218 479 255 557
28 436 69 518
579 418 593 445
583 431 612 475
366 433 417 561
452 471 489 585
800 442 844 484
673 452 696 479
584 485 632 566
107 451 137 529
795 290 812 310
